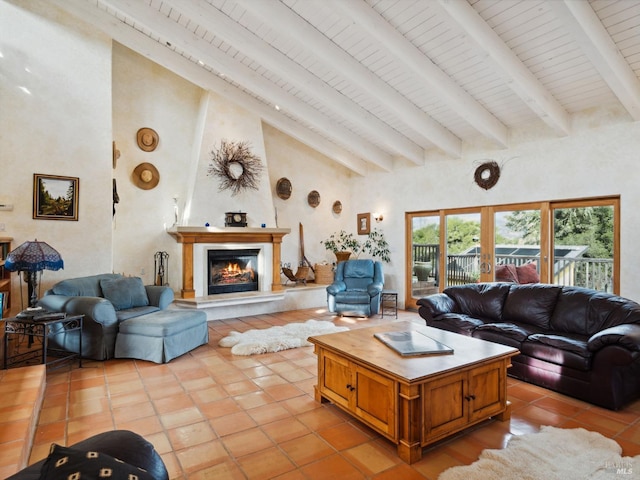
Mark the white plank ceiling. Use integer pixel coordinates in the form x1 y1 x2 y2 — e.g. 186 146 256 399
50 0 640 175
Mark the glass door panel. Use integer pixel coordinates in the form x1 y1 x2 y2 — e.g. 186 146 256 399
552 204 615 292
410 215 440 300
494 209 541 284
444 213 481 288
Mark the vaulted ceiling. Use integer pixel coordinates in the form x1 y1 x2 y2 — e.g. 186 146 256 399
51 0 640 176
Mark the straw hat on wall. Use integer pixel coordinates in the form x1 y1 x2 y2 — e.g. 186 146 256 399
136 127 159 152
132 162 160 190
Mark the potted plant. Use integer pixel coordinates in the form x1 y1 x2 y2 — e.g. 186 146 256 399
321 230 361 262
361 229 391 263
321 229 390 263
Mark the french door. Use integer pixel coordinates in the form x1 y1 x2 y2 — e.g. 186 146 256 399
406 197 619 310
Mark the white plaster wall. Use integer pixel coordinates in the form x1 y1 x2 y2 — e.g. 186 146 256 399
262 123 354 271
111 43 202 287
188 91 275 229
0 1 113 309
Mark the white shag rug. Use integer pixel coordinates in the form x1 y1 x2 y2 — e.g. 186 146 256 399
218 319 349 355
439 425 640 480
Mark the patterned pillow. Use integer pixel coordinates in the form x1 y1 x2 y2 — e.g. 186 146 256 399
39 443 153 479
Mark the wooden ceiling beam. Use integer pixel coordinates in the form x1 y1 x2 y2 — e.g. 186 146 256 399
329 0 508 149
49 0 374 176
154 0 424 166
238 0 462 160
551 0 640 121
436 0 571 137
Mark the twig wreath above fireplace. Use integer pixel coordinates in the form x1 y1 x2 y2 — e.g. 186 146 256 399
208 140 264 196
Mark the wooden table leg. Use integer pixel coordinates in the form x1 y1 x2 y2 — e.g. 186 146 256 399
398 384 422 463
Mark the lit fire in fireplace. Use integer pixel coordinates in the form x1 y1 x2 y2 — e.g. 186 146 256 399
212 260 255 285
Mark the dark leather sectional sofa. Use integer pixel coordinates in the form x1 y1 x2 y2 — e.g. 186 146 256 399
417 282 640 410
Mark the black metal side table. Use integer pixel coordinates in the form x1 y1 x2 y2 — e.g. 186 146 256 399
380 290 398 318
4 313 83 369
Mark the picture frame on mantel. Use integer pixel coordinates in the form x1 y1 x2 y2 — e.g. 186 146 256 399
357 212 370 235
33 173 79 221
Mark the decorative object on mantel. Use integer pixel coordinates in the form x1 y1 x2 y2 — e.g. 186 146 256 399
219 319 348 355
332 200 342 214
276 177 292 199
225 211 247 227
474 160 501 190
208 139 264 196
307 190 320 207
136 127 159 152
321 229 390 263
133 162 160 190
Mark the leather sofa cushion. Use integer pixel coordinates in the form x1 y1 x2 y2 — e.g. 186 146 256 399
334 291 371 304
527 333 589 356
521 335 591 371
502 284 562 329
551 287 640 335
444 283 510 321
473 322 534 342
430 313 485 334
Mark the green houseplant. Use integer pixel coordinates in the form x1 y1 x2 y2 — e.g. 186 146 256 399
321 229 390 263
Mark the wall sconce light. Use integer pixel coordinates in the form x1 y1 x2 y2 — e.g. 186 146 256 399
373 212 384 223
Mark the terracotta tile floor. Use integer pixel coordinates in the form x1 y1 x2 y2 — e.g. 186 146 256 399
4 307 640 479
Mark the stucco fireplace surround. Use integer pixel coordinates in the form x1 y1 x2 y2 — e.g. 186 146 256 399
167 226 291 299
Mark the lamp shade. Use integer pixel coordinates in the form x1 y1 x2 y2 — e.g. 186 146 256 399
5 240 64 272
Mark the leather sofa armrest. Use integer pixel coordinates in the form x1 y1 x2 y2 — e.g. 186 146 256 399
417 293 456 316
145 285 174 309
327 281 347 295
38 295 118 327
587 324 640 352
367 282 384 296
6 430 168 480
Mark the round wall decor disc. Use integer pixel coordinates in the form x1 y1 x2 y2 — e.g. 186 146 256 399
332 200 342 214
276 177 292 199
308 190 320 207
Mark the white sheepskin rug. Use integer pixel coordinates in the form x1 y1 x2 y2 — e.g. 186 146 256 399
218 319 349 356
439 425 640 480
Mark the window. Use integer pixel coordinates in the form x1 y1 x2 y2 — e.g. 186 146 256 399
406 197 619 309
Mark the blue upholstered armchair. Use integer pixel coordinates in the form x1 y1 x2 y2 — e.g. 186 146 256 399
326 259 384 317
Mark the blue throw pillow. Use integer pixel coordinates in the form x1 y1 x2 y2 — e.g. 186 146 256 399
100 277 149 311
39 443 153 479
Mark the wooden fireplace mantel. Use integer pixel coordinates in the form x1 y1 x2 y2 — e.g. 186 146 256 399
167 226 291 298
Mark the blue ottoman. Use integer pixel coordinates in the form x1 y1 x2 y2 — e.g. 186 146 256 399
115 309 208 363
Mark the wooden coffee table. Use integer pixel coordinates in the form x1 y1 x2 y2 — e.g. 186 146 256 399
309 321 519 463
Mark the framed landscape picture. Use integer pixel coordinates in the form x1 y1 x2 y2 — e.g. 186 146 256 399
33 174 79 221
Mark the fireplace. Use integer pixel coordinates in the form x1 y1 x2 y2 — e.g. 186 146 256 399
208 249 259 294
